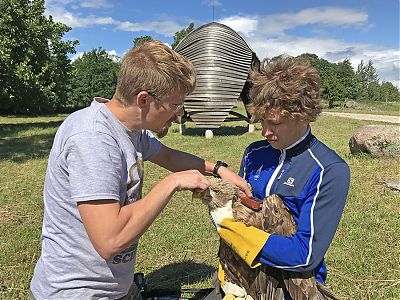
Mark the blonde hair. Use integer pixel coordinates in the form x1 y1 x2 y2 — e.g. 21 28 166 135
247 57 322 122
114 40 196 105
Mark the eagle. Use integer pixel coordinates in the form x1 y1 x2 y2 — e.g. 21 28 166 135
196 177 338 300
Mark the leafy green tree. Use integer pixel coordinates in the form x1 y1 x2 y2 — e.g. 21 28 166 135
381 81 400 102
298 53 343 108
356 60 379 87
0 0 78 114
171 22 195 49
336 59 357 101
355 60 380 101
133 35 153 48
67 48 120 108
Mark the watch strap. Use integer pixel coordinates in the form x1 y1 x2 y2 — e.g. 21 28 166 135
213 160 228 178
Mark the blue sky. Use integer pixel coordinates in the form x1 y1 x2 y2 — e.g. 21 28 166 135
45 0 399 86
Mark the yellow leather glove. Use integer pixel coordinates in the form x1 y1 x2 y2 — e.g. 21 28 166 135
222 282 254 300
219 263 254 300
219 218 270 268
218 263 225 285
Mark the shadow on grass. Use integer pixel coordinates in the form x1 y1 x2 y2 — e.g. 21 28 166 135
180 125 249 137
144 260 215 298
0 121 62 162
0 121 63 136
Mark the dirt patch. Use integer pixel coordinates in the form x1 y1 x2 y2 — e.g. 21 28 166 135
0 208 13 224
322 112 400 124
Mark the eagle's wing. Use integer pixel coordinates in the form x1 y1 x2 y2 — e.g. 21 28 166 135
220 241 285 300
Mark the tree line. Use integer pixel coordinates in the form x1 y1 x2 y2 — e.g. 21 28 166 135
0 0 398 115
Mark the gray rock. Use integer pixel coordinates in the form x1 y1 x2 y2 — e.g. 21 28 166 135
349 125 400 157
343 100 360 109
380 178 400 191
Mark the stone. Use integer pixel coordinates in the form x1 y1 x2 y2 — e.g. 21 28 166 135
349 125 400 157
248 124 255 133
205 129 214 139
343 100 360 109
380 178 400 191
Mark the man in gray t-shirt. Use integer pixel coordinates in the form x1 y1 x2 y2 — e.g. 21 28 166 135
30 41 251 299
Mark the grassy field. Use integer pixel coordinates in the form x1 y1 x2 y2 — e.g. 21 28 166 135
0 110 399 299
325 101 400 116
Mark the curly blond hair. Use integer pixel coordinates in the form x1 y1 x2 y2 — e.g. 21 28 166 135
247 57 322 122
114 40 196 106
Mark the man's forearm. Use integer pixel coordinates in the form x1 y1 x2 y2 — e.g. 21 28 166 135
150 145 216 175
78 175 178 260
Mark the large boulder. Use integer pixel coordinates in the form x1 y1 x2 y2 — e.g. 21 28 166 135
349 125 400 157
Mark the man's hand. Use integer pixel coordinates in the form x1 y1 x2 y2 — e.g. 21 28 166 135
168 170 210 193
217 167 252 197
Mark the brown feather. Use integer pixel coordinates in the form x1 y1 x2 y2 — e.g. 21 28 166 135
196 178 338 300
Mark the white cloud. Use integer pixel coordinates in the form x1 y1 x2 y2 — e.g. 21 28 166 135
46 0 112 10
70 49 121 62
117 20 182 37
46 1 181 36
70 51 84 62
214 8 396 85
243 35 400 86
80 0 112 9
218 16 258 35
202 0 222 7
45 2 116 27
219 7 369 37
259 7 369 37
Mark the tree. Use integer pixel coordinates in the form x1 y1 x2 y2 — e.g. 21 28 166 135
67 48 120 108
171 22 195 49
355 60 380 101
356 60 379 87
381 81 400 102
0 0 78 114
298 53 343 108
336 59 357 101
133 35 153 48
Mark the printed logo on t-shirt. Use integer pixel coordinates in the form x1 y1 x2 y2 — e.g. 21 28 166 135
125 153 144 204
112 242 138 264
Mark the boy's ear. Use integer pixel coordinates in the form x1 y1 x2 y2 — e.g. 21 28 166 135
136 91 149 108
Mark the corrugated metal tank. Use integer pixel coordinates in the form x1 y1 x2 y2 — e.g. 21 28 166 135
175 22 257 129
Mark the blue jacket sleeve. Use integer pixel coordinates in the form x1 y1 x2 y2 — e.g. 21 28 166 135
259 162 350 272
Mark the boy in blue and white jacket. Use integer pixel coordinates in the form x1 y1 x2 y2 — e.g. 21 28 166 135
215 57 350 298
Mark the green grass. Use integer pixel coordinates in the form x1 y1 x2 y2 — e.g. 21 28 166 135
325 101 400 116
0 112 399 299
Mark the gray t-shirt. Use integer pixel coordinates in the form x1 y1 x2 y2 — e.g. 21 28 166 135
30 98 162 299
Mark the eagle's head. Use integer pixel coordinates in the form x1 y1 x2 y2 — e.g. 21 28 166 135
194 177 240 210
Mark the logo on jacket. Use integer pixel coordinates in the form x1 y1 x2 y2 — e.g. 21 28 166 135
283 177 295 187
254 164 263 180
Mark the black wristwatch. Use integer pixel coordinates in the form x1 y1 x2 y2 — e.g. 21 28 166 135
213 160 228 178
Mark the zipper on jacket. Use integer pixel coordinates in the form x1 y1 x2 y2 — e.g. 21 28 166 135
265 149 286 196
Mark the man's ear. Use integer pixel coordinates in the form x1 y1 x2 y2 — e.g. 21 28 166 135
136 91 150 109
